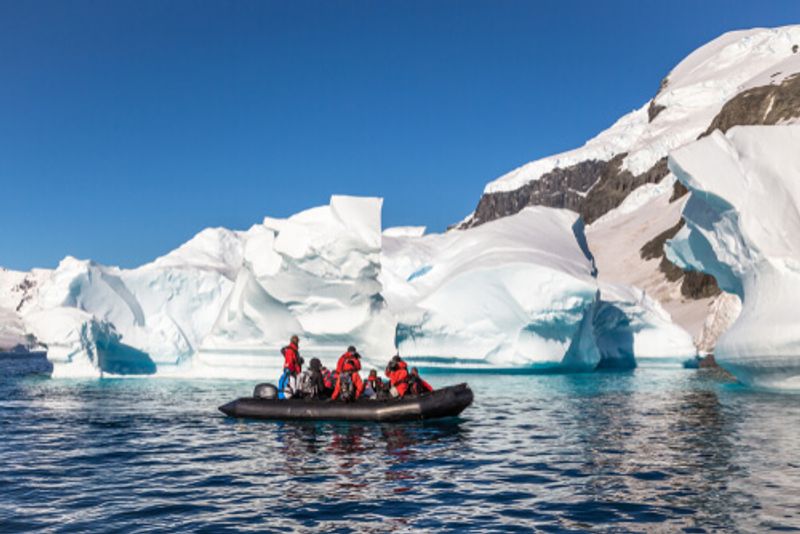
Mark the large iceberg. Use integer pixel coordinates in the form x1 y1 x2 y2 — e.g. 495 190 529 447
668 125 800 389
194 195 397 377
1 196 395 378
382 206 695 370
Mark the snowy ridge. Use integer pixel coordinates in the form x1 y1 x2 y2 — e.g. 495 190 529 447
485 25 800 194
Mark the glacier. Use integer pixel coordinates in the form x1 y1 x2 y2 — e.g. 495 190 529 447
668 125 800 389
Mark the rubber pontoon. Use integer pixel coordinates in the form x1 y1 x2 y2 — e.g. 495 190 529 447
219 383 473 422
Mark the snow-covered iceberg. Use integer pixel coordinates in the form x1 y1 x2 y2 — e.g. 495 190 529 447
194 195 397 377
668 125 800 389
1 196 396 378
382 206 695 370
382 207 600 370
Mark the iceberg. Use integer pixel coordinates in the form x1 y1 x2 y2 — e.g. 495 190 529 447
668 125 800 389
382 206 694 370
194 195 397 377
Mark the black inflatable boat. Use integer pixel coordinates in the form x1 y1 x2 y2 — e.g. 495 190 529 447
219 383 473 422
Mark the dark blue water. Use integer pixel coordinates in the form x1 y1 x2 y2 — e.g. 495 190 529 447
2 365 800 532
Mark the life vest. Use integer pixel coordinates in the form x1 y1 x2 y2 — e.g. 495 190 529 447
338 372 355 402
336 352 361 374
281 343 302 374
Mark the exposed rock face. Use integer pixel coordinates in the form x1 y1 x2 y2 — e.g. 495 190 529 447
639 217 721 300
580 156 669 224
648 100 666 122
703 73 800 136
466 160 608 227
465 156 671 228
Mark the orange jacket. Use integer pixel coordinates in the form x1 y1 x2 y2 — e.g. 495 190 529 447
385 361 409 397
336 351 361 374
410 376 434 395
282 342 302 374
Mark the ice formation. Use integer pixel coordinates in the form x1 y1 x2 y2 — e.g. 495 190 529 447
0 196 395 378
668 125 800 389
382 206 695 370
195 195 397 377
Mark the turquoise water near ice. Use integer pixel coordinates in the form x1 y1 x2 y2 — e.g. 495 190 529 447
2 364 800 532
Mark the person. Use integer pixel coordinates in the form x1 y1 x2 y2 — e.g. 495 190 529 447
385 355 410 398
408 367 434 395
278 335 303 399
297 358 326 399
336 346 362 374
332 346 364 401
321 365 335 397
363 369 385 398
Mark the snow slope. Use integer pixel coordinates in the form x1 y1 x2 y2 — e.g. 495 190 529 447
668 125 800 389
485 25 800 194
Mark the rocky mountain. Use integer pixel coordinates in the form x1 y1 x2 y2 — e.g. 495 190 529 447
458 25 800 351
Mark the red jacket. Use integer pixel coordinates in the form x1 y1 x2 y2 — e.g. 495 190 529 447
410 375 434 395
336 351 361 374
282 342 302 374
385 361 409 397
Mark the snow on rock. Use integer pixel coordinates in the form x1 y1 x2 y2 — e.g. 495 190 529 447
483 25 800 197
668 125 800 389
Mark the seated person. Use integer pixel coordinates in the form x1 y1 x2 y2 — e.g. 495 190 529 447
408 367 434 395
385 355 410 398
297 358 326 399
363 369 386 398
331 347 364 401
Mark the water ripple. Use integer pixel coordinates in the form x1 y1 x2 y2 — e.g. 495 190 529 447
2 369 800 532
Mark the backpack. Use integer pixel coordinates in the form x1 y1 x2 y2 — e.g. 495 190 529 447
339 372 355 402
298 369 322 399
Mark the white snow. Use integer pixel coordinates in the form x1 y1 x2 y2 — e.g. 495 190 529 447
196 195 397 378
668 125 800 389
382 207 601 369
483 25 800 195
382 205 695 370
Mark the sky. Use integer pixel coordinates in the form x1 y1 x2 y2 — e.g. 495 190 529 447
1 0 799 271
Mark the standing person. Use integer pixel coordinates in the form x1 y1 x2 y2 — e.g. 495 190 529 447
331 346 364 401
408 367 434 395
385 355 410 398
278 335 303 399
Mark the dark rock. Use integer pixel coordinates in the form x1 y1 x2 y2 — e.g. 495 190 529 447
670 180 689 202
648 100 666 122
681 271 721 299
580 156 670 224
639 219 721 299
640 220 684 261
702 73 800 137
463 159 608 228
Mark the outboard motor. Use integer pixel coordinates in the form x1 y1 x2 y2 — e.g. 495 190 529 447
253 383 278 399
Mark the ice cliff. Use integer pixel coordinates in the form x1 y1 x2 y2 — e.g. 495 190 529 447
668 126 800 389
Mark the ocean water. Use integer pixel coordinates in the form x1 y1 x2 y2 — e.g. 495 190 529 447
2 365 800 533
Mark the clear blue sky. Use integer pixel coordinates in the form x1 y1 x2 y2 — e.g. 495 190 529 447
1 0 798 270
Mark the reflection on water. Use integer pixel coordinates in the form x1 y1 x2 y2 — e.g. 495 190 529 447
2 367 800 531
